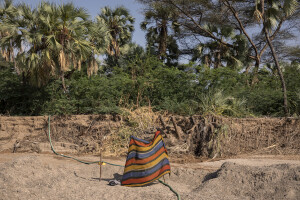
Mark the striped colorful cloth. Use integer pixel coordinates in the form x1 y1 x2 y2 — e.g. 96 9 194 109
121 130 171 187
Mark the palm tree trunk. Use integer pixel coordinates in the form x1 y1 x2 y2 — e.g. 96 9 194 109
214 51 221 68
61 70 67 92
158 19 168 60
251 59 260 85
263 28 289 116
112 39 120 58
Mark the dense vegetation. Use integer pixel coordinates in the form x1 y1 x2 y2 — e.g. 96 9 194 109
0 0 299 117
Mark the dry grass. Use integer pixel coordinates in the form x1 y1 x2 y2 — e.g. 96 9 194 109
106 107 160 156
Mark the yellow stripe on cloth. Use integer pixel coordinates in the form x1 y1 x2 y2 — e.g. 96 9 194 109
128 135 162 152
124 152 168 173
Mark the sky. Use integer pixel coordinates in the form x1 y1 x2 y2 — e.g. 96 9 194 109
15 0 147 47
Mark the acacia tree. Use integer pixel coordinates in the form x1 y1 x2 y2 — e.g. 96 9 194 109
150 0 299 116
256 0 298 116
148 1 297 68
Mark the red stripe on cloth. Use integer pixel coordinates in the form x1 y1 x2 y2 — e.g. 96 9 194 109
121 164 170 185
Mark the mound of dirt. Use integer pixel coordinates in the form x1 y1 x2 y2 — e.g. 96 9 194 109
0 154 299 200
190 162 300 200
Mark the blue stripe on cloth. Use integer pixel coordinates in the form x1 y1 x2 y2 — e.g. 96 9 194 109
127 140 163 160
122 158 170 180
130 136 151 144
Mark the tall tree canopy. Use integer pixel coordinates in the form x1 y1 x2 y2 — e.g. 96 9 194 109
0 0 300 117
0 1 96 88
140 1 180 65
96 6 135 63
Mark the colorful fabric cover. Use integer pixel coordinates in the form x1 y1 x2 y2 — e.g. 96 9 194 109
121 130 171 187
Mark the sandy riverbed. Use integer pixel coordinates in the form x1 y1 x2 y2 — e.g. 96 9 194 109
0 153 299 200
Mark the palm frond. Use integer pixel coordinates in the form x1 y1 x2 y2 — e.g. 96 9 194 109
283 0 299 16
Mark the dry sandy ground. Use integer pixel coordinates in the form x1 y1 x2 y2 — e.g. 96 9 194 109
0 153 300 200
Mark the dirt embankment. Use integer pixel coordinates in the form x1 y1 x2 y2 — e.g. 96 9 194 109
0 113 299 158
0 115 122 155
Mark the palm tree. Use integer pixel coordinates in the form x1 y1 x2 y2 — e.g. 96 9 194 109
191 24 251 70
0 2 96 88
192 24 251 70
54 3 95 88
96 6 135 61
0 0 19 64
140 2 179 64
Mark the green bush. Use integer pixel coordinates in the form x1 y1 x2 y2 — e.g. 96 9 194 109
1 55 299 117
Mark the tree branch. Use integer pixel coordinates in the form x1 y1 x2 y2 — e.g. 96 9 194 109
259 18 285 58
222 0 259 58
165 0 234 48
